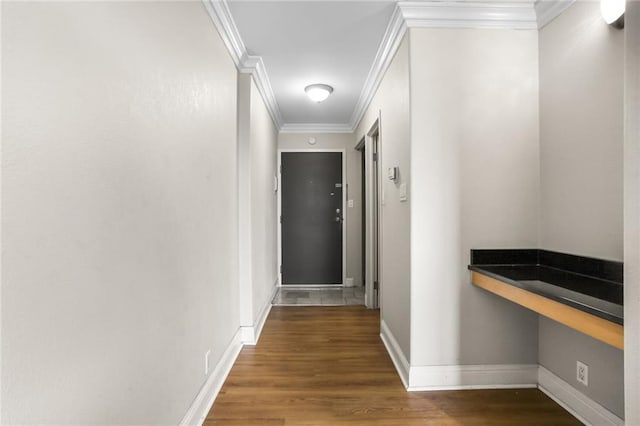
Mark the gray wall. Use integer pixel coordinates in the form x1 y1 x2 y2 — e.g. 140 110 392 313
539 2 624 260
2 2 240 423
355 34 412 359
539 317 624 416
408 27 540 366
278 132 363 287
538 1 624 418
624 3 640 423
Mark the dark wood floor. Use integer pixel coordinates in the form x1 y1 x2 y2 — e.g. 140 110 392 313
207 306 581 425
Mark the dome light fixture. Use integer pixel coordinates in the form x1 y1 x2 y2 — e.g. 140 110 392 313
305 84 333 103
601 0 625 28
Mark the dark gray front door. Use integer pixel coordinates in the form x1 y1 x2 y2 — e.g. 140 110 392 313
281 152 343 284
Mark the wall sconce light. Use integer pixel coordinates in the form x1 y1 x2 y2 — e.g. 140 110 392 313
305 84 333 103
601 0 625 28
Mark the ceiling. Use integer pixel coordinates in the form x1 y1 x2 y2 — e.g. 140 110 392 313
227 1 396 130
220 0 567 132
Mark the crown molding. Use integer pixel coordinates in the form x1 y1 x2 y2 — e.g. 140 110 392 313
399 1 538 30
349 1 538 132
202 0 245 67
535 0 575 29
205 0 573 134
279 123 354 134
349 4 407 132
202 0 283 128
240 53 284 128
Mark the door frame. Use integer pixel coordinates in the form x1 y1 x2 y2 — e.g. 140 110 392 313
360 119 382 309
277 148 347 287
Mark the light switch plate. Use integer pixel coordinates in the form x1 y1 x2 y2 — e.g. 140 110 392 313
399 183 408 202
348 199 354 208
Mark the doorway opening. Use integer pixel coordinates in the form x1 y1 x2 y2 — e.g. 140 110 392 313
356 120 381 309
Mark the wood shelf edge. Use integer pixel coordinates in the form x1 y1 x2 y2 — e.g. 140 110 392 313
471 271 624 350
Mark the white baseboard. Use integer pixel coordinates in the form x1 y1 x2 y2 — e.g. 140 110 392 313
380 320 537 392
380 320 410 388
408 364 538 391
180 330 243 426
538 366 623 426
241 279 278 345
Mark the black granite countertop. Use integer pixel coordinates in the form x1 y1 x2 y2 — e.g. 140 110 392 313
468 249 623 325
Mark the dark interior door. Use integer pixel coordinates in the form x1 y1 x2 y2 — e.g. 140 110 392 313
281 152 343 284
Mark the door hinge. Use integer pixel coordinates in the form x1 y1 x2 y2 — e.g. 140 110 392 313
374 280 379 290
280 265 282 273
373 153 378 162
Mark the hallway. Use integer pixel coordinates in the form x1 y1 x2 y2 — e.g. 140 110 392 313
207 306 580 425
2 1 639 424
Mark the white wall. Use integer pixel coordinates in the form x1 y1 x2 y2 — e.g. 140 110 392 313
237 74 254 331
278 132 362 287
1 2 240 423
249 78 279 321
355 34 412 359
237 74 278 339
624 2 640 423
409 28 540 367
538 1 624 417
539 2 624 260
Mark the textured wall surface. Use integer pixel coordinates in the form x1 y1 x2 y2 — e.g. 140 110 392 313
355 34 412 358
409 28 540 366
624 2 640 423
538 2 624 417
2 2 240 423
249 78 278 320
540 2 624 260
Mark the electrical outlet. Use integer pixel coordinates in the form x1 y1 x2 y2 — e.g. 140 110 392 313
577 361 589 386
205 350 211 376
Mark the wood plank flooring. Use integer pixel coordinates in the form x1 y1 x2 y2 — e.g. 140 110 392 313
207 306 581 425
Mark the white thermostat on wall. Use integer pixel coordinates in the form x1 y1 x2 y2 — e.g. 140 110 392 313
388 166 399 182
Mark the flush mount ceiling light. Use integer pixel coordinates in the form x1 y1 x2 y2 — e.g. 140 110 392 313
601 0 625 28
305 84 333 103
